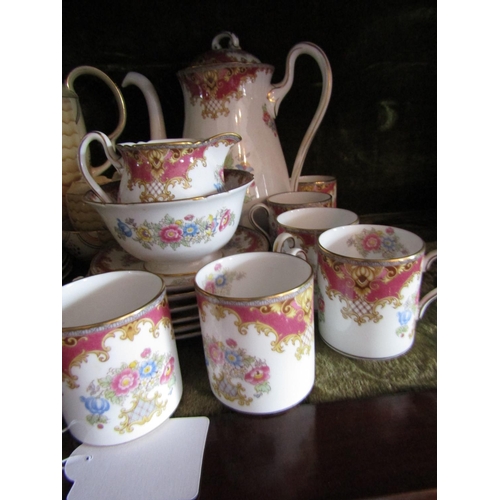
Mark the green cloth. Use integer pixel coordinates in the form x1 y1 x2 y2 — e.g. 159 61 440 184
172 242 437 417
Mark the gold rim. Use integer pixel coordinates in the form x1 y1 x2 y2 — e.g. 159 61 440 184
278 211 359 233
62 272 166 335
194 252 314 303
117 132 242 149
269 192 332 208
318 225 425 264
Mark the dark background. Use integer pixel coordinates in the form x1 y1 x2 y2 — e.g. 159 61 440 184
62 0 436 217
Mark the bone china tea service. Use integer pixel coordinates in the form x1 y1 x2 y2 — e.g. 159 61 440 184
63 30 437 445
62 270 183 446
194 252 315 414
316 225 437 360
79 130 241 204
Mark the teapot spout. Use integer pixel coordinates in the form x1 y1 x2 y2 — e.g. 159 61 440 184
122 72 167 140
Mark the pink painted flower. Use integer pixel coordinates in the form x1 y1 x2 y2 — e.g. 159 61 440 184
219 209 231 231
362 233 381 252
318 297 325 312
226 338 237 348
385 227 394 234
141 348 151 358
159 224 183 243
214 263 222 271
160 356 175 384
244 365 270 385
205 281 216 293
208 343 224 364
111 368 140 395
184 214 195 221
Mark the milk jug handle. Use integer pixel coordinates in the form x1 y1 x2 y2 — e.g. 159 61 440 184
65 66 127 177
78 131 122 204
268 43 333 191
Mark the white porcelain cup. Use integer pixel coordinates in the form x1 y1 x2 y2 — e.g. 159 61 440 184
273 207 359 307
194 252 315 414
316 225 437 360
248 191 332 244
62 270 183 445
297 175 337 207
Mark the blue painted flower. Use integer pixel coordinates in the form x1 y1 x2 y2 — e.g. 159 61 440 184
225 350 244 367
381 236 397 253
183 222 200 237
80 396 110 415
214 274 227 287
139 359 158 378
116 219 132 237
397 309 413 326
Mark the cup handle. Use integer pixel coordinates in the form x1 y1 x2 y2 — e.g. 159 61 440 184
248 203 272 245
273 232 307 260
78 131 122 203
418 249 437 319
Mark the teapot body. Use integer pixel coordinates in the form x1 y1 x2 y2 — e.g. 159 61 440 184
179 61 290 225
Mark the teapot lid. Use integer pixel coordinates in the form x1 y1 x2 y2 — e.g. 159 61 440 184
184 32 267 68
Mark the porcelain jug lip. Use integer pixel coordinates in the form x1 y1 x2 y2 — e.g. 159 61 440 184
116 132 242 150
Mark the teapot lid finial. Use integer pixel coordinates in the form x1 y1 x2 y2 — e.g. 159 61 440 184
212 32 240 50
180 32 266 69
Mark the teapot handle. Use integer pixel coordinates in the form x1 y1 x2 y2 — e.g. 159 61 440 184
64 66 127 177
122 72 167 140
268 43 332 192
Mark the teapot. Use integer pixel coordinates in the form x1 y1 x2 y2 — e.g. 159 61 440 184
124 32 332 226
179 32 333 224
62 66 127 218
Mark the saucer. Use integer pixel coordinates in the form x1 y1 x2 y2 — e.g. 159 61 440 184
89 226 268 340
90 226 268 287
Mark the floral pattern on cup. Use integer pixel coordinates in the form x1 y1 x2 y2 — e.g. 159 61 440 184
114 207 236 251
396 291 419 338
198 284 314 361
199 262 246 296
347 226 409 259
79 348 177 434
204 336 271 406
318 253 422 330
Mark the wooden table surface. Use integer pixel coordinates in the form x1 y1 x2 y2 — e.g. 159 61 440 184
62 389 436 499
